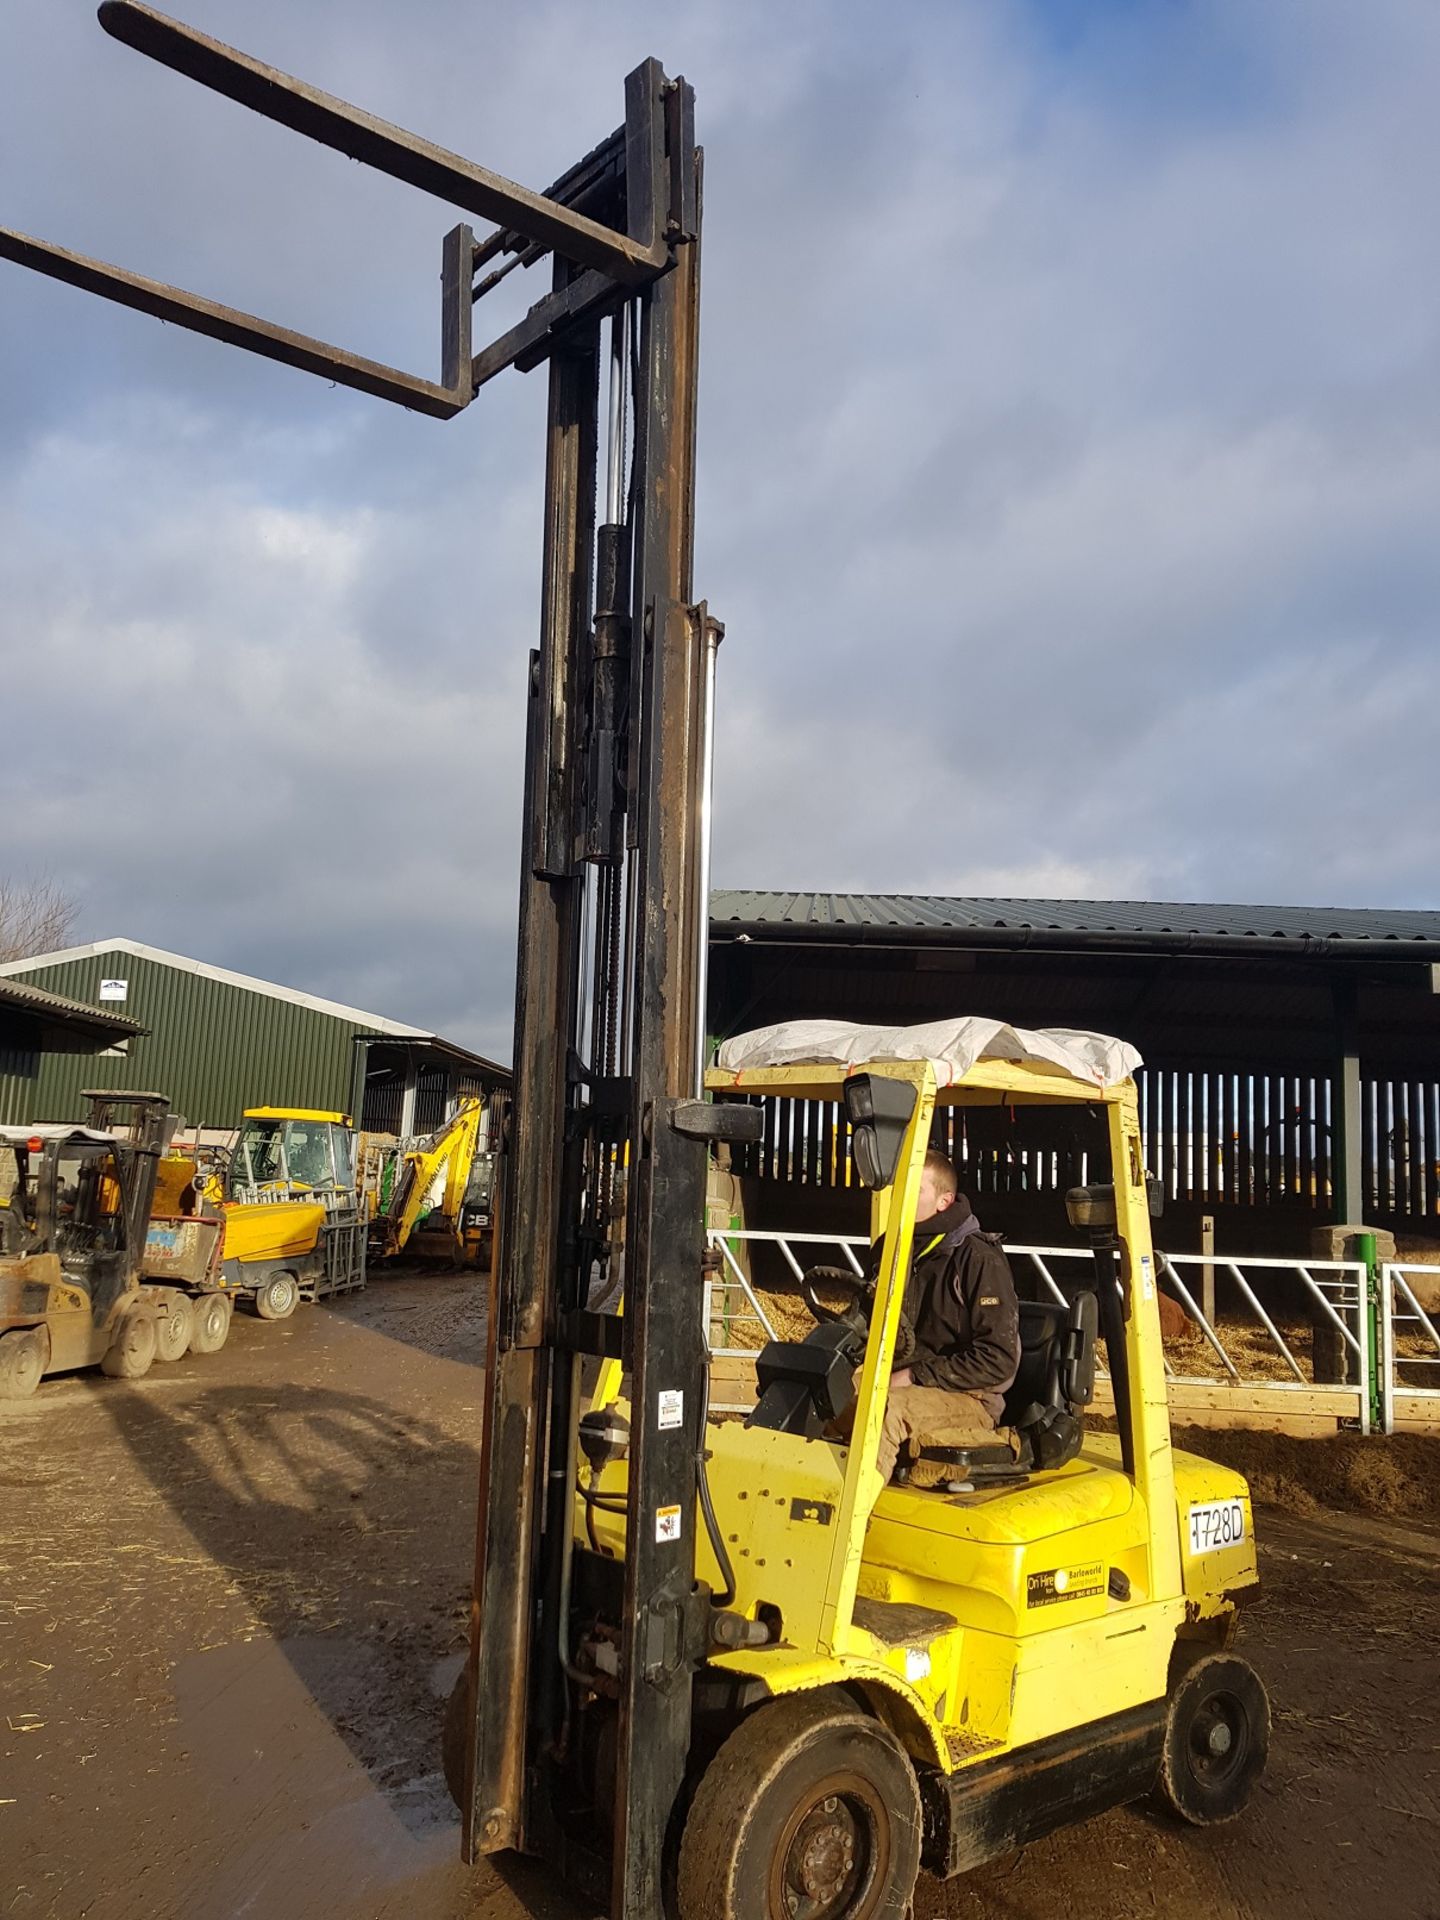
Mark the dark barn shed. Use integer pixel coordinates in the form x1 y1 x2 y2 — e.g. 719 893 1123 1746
708 893 1440 1255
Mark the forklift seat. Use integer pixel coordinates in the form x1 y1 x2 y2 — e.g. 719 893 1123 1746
903 1291 1099 1487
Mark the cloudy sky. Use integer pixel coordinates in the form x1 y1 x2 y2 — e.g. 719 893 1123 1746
2 0 1437 1057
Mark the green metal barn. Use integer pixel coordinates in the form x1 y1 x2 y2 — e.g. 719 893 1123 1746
0 939 506 1134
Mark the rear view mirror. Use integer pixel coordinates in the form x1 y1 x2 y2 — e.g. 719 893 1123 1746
843 1075 917 1190
1065 1177 1163 1231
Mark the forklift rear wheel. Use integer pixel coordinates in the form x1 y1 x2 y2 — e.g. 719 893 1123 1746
101 1308 159 1379
254 1273 300 1321
190 1293 233 1355
1154 1652 1270 1826
677 1692 922 1920
0 1328 46 1399
154 1294 195 1363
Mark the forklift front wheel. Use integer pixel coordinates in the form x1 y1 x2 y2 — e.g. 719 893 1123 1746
254 1273 300 1321
101 1308 159 1379
190 1293 233 1355
1154 1652 1270 1827
0 1328 46 1399
677 1692 922 1920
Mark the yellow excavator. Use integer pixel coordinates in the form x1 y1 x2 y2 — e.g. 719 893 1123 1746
367 1097 493 1268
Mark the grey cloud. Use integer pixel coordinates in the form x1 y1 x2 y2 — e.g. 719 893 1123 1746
2 0 1439 1056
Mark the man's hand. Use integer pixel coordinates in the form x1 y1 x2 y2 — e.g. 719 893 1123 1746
891 1368 913 1390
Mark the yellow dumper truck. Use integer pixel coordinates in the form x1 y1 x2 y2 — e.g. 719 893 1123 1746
142 1106 366 1319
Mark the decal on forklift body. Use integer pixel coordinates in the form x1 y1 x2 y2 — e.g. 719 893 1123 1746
1027 1561 1105 1607
657 1389 684 1431
1187 1499 1246 1555
655 1504 682 1544
789 1498 834 1526
1140 1255 1155 1301
904 1647 931 1683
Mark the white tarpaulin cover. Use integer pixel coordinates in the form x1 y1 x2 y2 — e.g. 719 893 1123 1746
0 1125 117 1147
714 1018 1142 1089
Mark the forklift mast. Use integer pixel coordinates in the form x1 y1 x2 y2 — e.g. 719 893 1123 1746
80 1089 178 1252
0 14 729 1911
467 75 734 1916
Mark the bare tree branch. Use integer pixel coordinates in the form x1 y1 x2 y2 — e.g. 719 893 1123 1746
0 876 78 963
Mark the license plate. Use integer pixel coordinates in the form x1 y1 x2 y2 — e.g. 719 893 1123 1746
1187 1498 1246 1555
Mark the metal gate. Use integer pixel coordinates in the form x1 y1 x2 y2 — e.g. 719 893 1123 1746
705 1229 1378 1433
1381 1265 1440 1433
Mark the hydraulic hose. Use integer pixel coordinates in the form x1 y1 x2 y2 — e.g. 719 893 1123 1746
696 1364 736 1608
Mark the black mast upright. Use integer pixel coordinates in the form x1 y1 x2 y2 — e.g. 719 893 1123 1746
0 11 725 1914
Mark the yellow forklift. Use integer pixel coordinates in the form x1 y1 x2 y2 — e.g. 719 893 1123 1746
0 12 1266 1913
0 1094 202 1394
546 1029 1269 1914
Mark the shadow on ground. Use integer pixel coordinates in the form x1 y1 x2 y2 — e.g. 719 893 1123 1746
95 1377 478 1839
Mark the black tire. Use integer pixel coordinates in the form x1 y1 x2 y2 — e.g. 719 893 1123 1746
677 1692 922 1920
442 1667 470 1813
0 1328 46 1399
1153 1652 1270 1826
101 1308 158 1379
153 1294 195 1363
189 1292 233 1355
254 1272 300 1321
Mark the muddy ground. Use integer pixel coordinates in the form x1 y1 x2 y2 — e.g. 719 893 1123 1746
2 1272 1438 1920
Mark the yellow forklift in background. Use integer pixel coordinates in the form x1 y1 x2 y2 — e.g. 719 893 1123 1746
0 1093 219 1395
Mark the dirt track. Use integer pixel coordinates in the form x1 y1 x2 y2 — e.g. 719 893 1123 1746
2 1273 1438 1920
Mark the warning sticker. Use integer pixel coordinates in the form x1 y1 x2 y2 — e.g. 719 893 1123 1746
655 1504 682 1544
1140 1255 1155 1301
1026 1562 1105 1608
657 1389 684 1431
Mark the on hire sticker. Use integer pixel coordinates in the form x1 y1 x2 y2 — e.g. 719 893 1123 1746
1026 1561 1105 1608
655 1504 683 1544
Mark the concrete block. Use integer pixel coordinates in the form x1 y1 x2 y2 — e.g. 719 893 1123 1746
1308 1224 1396 1264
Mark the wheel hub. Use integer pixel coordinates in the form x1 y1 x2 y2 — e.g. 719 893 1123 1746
779 1784 876 1919
1190 1690 1247 1786
795 1800 855 1900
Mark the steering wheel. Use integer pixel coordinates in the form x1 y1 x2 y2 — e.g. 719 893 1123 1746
799 1264 916 1369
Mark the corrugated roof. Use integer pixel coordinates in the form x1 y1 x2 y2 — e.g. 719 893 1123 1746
0 973 143 1041
710 892 1440 946
0 938 434 1036
0 937 507 1077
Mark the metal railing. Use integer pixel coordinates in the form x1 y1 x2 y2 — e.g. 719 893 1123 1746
704 1228 1377 1432
1380 1264 1440 1432
704 1229 868 1355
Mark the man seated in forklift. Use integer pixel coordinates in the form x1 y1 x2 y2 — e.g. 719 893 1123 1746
850 1152 1023 1485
